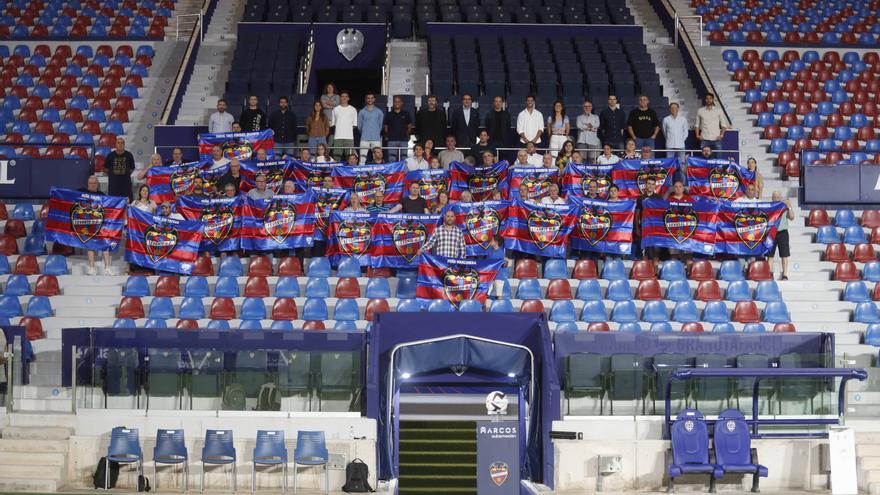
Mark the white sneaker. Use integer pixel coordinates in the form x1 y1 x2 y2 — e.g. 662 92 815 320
86 266 97 276
103 267 114 276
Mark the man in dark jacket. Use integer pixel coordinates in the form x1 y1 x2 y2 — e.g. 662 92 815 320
484 96 510 149
449 93 480 156
415 95 447 147
239 95 267 132
598 94 627 150
268 96 297 151
105 136 135 199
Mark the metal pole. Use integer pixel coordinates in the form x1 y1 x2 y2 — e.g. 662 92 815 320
673 13 678 46
71 345 77 414
5 344 13 413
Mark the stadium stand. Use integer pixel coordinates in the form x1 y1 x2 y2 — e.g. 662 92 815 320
0 0 174 39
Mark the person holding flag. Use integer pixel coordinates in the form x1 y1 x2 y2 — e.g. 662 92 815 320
77 175 116 275
418 210 467 259
769 190 796 280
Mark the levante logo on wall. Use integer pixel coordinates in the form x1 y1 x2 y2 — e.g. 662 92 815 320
489 461 509 486
336 28 364 61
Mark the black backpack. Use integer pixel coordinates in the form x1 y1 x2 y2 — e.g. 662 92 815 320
342 458 373 493
92 456 120 489
137 474 151 492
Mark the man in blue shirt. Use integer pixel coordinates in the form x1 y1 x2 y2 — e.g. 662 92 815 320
358 93 384 164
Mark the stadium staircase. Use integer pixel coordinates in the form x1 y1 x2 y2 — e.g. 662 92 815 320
387 41 429 100
859 432 880 494
398 420 477 495
0 416 73 492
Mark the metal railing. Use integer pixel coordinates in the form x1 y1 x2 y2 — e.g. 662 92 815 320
175 12 203 42
161 2 207 124
3 342 14 413
673 14 703 47
297 27 315 94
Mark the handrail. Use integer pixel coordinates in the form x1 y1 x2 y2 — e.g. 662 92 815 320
175 12 202 42
299 27 316 94
382 26 392 96
160 2 206 124
673 14 703 47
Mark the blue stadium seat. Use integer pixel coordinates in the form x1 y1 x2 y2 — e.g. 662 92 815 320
24 296 51 317
218 256 243 277
148 297 175 319
184 276 210 297
763 301 790 323
555 321 579 332
602 258 627 280
843 226 868 245
123 276 150 297
113 318 136 328
665 280 692 302
755 281 782 302
365 278 391 298
743 323 766 333
144 318 167 328
240 298 267 320
865 261 880 282
333 320 358 331
207 319 231 329
672 301 699 323
550 300 576 322
854 302 880 323
725 280 752 302
270 320 294 331
606 279 632 301
815 225 841 244
660 260 687 281
458 300 483 313
337 257 361 277
611 300 638 323
651 322 673 333
239 320 263 330
668 409 720 490
488 299 513 313
543 259 568 279
333 299 359 320
306 257 331 277
703 301 729 323
844 281 871 302
305 277 330 298
865 324 880 346
396 276 417 299
5 275 30 296
576 279 602 301
11 203 34 221
495 279 511 299
719 260 745 281
302 298 328 320
214 276 240 297
642 300 669 323
397 298 422 312
714 409 768 490
580 300 607 322
516 279 542 300
0 295 22 317
618 322 642 333
428 300 455 312
178 297 206 320
712 323 735 333
274 277 300 297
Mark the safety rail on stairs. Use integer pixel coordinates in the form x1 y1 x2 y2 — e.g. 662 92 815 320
297 27 315 94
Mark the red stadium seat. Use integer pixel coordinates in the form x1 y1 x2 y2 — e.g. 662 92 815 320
277 256 302 276
367 267 392 278
34 275 60 296
243 276 270 297
859 127 877 141
808 209 830 227
733 301 760 323
0 235 18 255
0 204 6 221
154 275 180 297
853 243 876 263
688 259 715 281
773 323 796 332
62 109 83 122
116 45 134 58
81 121 101 135
588 322 610 332
747 260 772 281
364 298 390 321
209 297 235 320
636 279 662 300
547 279 572 300
779 113 798 128
824 243 849 262
519 300 545 313
835 261 861 281
303 320 326 330
93 155 105 174
681 322 704 332
97 45 114 57
192 254 214 276
3 219 25 238
696 280 722 301
515 259 538 278
335 277 361 298
20 317 44 340
750 101 768 115
248 255 272 276
630 259 656 280
271 298 298 320
117 296 145 318
176 319 199 329
14 255 39 275
862 210 880 229
766 89 783 103
785 159 800 178
572 259 597 279
873 283 880 301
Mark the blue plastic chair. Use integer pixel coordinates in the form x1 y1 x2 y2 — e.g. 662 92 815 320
844 281 871 302
144 318 168 328
666 280 692 302
333 299 359 320
495 279 511 300
458 300 483 313
763 301 790 323
207 319 231 330
555 321 579 332
397 298 422 312
178 297 206 320
5 274 30 296
123 276 150 297
365 278 391 298
238 298 265 321
0 295 23 317
396 276 417 299
274 277 300 298
606 279 632 301
306 258 331 277
271 320 294 330
488 299 513 312
217 256 243 277
336 257 361 277
113 318 136 328
703 301 729 323
725 280 751 302
651 322 673 333
611 300 639 323
743 323 766 333
576 279 602 301
106 427 143 488
866 324 880 346
516 279 542 300
214 276 240 297
148 297 175 319
252 430 288 492
719 260 745 281
642 300 669 323
618 322 642 333
202 430 236 491
602 258 627 280
843 226 868 245
293 431 329 494
543 259 568 279
865 261 880 283
428 299 455 312
25 296 52 317
303 298 328 320
333 320 358 331
660 260 687 281
153 429 188 490
672 300 700 323
239 319 263 330
815 225 841 244
713 409 768 491
754 281 782 302
712 323 735 333
184 276 209 297
305 277 330 298
550 300 576 322
855 302 880 323
668 410 720 491
580 300 607 322
11 203 34 221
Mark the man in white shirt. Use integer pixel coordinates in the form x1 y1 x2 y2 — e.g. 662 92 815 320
516 95 544 145
438 136 465 168
514 149 532 167
209 145 230 169
405 143 430 170
733 183 758 202
576 99 601 163
541 183 566 205
526 141 543 166
541 152 555 169
247 173 275 200
662 102 689 165
331 91 358 159
596 144 621 164
695 93 729 151
208 99 234 134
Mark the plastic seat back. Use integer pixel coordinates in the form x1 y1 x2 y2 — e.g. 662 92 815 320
243 276 270 297
217 256 243 277
184 276 209 297
703 301 729 323
153 429 187 464
202 430 236 464
606 279 632 301
148 297 174 319
306 257 331 277
274 277 300 297
178 297 206 320
576 279 602 301
253 430 287 464
666 280 693 302
660 260 687 281
516 278 542 299
641 300 669 323
673 300 699 323
123 275 150 296
602 258 626 280
213 276 240 297
611 300 638 323
668 410 713 478
365 277 391 298
25 295 52 317
303 298 329 320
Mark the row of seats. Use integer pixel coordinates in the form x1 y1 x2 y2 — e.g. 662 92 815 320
1 0 172 39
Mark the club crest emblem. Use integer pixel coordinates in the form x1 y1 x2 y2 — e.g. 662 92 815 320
465 207 501 249
169 167 198 197
637 166 669 195
708 166 741 200
733 209 770 249
519 172 553 200
489 462 509 486
336 28 364 62
417 176 448 202
315 192 344 234
262 166 286 193
307 170 329 189
353 173 386 206
726 420 737 432
684 420 695 432
221 139 254 160
262 200 296 244
337 219 372 257
578 206 612 246
663 206 698 244
582 173 612 198
442 265 480 307
200 170 224 196
69 201 104 244
144 224 179 263
200 205 235 246
468 173 499 201
392 220 428 262
527 208 562 249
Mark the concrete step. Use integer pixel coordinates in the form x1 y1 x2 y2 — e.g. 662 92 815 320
0 477 58 492
0 438 69 453
0 451 66 467
0 463 64 480
861 456 880 471
1 425 72 440
865 470 880 484
858 432 880 443
859 444 880 457
9 412 77 429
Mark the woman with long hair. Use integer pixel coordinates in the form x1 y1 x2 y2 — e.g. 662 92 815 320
320 82 339 121
131 185 156 213
746 157 764 198
555 139 575 170
305 100 330 154
546 100 570 157
315 143 333 163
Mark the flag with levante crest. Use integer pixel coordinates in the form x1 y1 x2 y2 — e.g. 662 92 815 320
568 196 636 255
371 213 441 268
561 163 615 199
610 158 677 199
197 129 275 162
416 253 503 309
449 160 510 201
325 210 375 267
640 197 719 255
124 207 203 274
685 157 756 201
291 160 341 192
502 199 578 258
145 161 208 205
716 200 787 256
45 187 127 251
331 162 406 207
176 195 245 252
240 193 317 250
440 200 510 257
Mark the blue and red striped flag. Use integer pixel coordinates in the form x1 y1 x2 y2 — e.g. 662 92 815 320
610 158 678 199
197 129 275 161
569 197 637 255
641 197 719 255
449 160 510 201
146 162 208 205
239 157 294 194
509 167 559 201
331 162 407 207
240 193 316 250
176 195 244 252
124 207 203 274
685 157 757 201
561 163 615 199
326 210 375 266
199 164 230 197
312 187 350 241
45 187 126 251
405 169 450 208
416 253 504 308
441 200 510 256
370 213 441 268
291 160 341 192
502 198 578 258
716 200 787 256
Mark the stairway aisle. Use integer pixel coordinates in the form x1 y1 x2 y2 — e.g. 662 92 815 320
0 424 72 492
388 41 429 99
398 420 477 495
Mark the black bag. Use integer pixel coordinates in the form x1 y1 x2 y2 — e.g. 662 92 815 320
92 456 120 489
342 458 373 493
137 474 151 492
221 383 246 410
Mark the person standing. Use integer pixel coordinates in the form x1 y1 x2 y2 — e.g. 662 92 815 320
626 95 660 149
269 96 297 154
79 175 113 275
320 83 339 122
546 100 570 157
418 209 467 258
357 93 384 164
438 136 464 168
238 95 267 132
392 182 429 213
331 91 358 159
208 98 234 133
305 100 330 154
449 93 480 155
471 130 496 159
769 190 796 281
484 95 511 149
695 93 729 150
598 94 626 150
405 143 430 171
105 137 135 199
516 95 544 146
384 96 414 162
415 95 448 148
218 158 243 194
576 99 601 163
246 173 275 200
662 102 689 171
